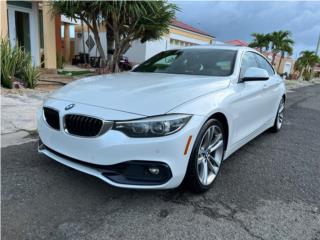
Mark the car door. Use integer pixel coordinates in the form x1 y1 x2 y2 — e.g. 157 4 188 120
230 51 269 145
255 53 282 122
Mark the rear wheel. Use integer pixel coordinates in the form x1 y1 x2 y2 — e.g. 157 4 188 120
270 98 285 133
185 119 225 193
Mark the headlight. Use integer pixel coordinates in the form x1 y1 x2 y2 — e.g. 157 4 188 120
113 114 192 137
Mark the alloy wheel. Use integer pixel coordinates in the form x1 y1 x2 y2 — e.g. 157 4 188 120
196 125 224 186
277 99 285 129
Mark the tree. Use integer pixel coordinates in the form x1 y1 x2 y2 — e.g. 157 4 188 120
50 1 177 72
295 51 320 80
101 1 177 72
277 42 293 73
248 33 270 53
50 1 107 67
269 30 294 66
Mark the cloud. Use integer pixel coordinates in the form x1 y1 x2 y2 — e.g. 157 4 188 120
174 1 320 57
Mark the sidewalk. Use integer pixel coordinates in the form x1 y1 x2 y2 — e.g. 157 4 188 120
285 78 320 91
1 88 50 147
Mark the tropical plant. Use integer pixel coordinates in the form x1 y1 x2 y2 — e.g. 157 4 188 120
1 38 41 89
269 30 294 66
50 1 177 72
102 1 177 72
1 38 16 88
277 43 293 73
0 39 32 88
23 61 41 88
248 33 270 53
294 51 320 80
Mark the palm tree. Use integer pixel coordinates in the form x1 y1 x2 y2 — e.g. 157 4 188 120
295 51 320 80
277 42 293 73
50 1 177 71
269 31 294 66
248 33 270 53
101 1 177 72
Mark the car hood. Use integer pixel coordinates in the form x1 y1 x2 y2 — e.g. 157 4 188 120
49 72 230 116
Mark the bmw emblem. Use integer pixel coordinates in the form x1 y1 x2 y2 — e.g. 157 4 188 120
65 103 75 111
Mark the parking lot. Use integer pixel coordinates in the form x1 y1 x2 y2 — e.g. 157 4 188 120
2 85 320 240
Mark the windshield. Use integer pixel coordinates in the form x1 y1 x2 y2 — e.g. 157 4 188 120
133 49 237 76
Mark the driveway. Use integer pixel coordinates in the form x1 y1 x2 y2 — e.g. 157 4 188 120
2 85 320 240
1 89 50 147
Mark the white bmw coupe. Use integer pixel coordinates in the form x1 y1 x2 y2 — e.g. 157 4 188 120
38 45 286 192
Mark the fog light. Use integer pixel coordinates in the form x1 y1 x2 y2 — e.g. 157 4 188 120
148 167 160 175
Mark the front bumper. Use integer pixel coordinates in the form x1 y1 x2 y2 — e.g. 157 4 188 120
37 99 204 189
39 140 173 186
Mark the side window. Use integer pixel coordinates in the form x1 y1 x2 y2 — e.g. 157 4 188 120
255 54 275 76
240 52 259 78
153 54 178 72
155 54 177 65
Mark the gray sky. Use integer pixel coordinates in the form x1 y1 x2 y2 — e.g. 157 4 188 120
174 1 320 58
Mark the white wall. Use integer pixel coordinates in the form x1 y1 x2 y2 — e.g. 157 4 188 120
125 40 147 64
126 33 210 64
75 31 107 57
145 37 169 60
125 36 169 64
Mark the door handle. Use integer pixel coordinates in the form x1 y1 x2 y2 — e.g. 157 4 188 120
263 84 269 89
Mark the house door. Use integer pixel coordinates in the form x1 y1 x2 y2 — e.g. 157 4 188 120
283 62 292 75
14 11 31 52
8 8 31 52
7 3 40 66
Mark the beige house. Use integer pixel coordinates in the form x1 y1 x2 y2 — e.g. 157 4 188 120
73 20 215 64
1 2 214 70
263 52 295 76
1 1 57 71
125 20 214 64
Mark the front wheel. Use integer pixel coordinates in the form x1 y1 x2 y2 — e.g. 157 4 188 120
185 119 225 193
270 98 285 133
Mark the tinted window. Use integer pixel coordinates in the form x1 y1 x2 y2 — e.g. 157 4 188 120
133 49 237 77
255 54 275 76
240 52 259 78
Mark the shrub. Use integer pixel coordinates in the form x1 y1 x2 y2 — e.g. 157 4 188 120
1 39 19 88
15 48 33 80
303 70 312 81
24 62 41 89
1 38 40 89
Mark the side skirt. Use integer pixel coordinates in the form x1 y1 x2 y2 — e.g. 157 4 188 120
223 118 274 160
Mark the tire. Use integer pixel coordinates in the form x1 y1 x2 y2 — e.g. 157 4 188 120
184 118 225 193
270 98 285 133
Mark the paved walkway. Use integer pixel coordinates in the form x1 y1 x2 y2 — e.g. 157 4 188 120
1 89 50 147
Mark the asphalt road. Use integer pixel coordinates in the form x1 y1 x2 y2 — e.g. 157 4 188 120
2 85 320 240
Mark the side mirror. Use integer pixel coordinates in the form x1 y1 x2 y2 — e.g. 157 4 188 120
131 64 139 71
242 67 269 81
